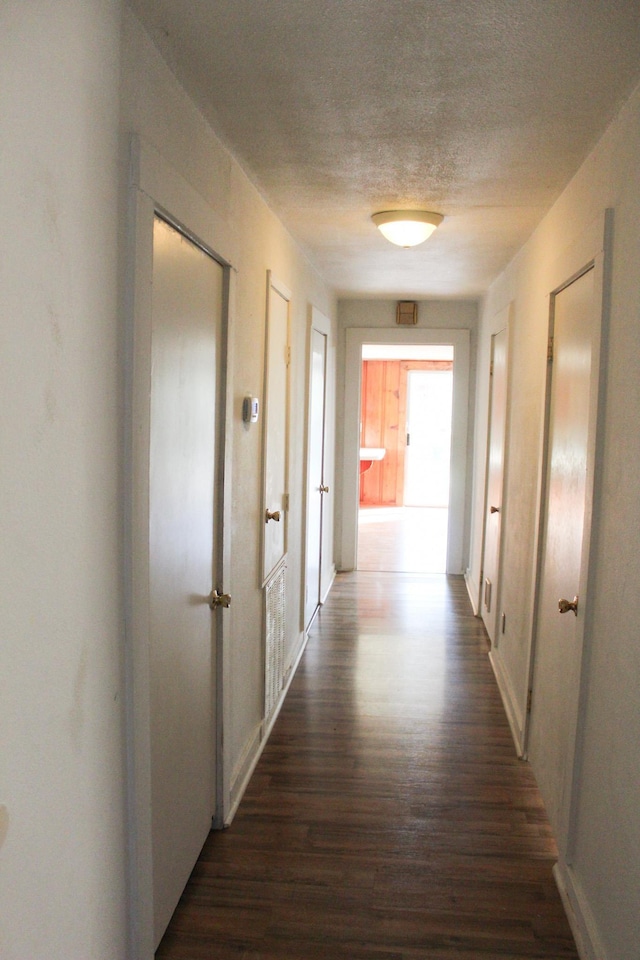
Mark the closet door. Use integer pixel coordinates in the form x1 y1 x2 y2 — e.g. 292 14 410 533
263 274 290 582
149 216 223 945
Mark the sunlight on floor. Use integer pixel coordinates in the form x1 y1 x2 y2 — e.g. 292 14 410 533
357 506 448 573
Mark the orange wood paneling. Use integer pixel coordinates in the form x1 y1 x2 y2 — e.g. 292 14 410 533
360 360 403 506
380 360 401 505
360 359 453 506
360 361 384 504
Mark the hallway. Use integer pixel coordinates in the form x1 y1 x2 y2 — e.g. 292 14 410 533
157 572 578 959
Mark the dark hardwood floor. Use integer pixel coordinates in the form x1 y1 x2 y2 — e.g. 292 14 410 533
157 572 579 959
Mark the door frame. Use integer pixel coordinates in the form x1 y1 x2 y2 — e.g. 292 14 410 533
339 328 470 574
125 136 234 960
524 209 613 857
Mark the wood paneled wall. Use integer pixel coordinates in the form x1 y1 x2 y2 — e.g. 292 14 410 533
359 360 452 506
360 360 405 505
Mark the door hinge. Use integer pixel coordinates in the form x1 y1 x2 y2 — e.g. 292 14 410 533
490 360 494 376
527 688 533 714
406 432 410 446
286 344 291 366
547 336 554 362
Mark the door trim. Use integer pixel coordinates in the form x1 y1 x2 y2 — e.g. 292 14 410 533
125 135 233 960
524 208 613 858
340 327 470 574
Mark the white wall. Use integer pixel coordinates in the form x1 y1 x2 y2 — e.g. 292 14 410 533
0 5 337 957
468 82 640 960
0 3 127 958
120 9 337 818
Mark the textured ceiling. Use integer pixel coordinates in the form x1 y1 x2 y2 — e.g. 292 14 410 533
129 0 640 298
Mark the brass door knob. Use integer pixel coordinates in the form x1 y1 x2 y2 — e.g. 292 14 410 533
558 596 578 616
265 509 281 523
319 484 330 493
208 590 231 609
490 505 500 514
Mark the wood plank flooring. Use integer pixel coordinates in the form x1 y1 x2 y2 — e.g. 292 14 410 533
157 572 579 960
357 507 448 573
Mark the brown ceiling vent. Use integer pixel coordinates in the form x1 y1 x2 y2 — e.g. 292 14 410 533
396 301 417 325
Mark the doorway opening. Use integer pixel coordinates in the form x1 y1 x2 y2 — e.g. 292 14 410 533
341 327 469 575
357 344 454 573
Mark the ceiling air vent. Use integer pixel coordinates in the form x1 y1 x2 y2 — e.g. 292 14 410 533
396 301 417 325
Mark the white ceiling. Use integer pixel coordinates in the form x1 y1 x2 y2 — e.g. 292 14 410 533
129 0 640 299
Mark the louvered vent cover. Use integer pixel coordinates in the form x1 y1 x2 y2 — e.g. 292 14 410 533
264 558 287 721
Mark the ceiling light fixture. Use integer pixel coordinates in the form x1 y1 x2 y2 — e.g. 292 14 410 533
372 210 444 247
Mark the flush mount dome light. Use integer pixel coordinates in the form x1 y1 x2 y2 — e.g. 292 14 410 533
372 210 444 247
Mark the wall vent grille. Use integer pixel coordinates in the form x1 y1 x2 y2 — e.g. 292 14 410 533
264 558 287 721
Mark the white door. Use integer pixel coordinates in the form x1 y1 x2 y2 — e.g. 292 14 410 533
404 369 453 507
527 266 594 837
304 327 327 629
481 326 508 645
149 216 223 946
263 276 290 582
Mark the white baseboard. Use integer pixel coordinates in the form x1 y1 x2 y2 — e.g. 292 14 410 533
321 563 336 604
488 649 525 757
464 568 480 615
226 722 262 825
554 861 606 960
263 629 308 742
224 629 309 827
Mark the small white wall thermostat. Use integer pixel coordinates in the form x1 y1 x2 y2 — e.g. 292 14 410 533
242 396 259 423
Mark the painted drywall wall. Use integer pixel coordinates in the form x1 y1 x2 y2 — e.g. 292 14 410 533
120 9 337 815
468 81 640 960
336 300 478 572
340 300 478 329
1 5 336 956
0 3 127 958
